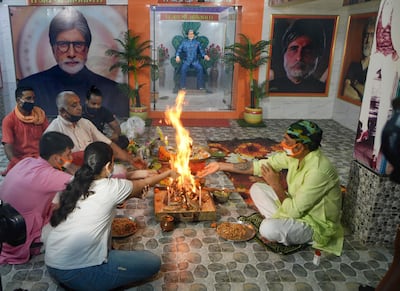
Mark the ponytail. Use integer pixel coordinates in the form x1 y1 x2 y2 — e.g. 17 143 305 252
51 165 96 226
50 142 113 226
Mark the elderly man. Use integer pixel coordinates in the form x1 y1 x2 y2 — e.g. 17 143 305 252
45 91 143 167
198 120 344 256
269 19 326 93
0 132 74 264
17 7 128 117
1 86 49 176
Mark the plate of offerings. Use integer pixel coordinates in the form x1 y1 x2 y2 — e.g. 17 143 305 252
216 221 256 242
111 216 138 238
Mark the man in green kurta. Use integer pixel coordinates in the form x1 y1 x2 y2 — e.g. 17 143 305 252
198 120 343 256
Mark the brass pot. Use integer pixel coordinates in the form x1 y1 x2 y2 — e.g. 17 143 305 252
160 215 175 232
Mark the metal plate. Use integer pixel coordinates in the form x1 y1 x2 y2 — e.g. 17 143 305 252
216 221 256 242
111 216 137 238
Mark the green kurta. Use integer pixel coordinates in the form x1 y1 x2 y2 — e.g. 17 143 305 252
253 149 344 256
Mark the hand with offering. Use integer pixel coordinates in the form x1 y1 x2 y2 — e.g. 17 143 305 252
130 156 147 169
127 169 159 180
196 162 220 178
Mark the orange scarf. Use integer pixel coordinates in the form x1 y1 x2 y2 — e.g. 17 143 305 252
14 106 46 125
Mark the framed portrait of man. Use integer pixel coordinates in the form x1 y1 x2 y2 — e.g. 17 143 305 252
268 15 338 96
9 6 129 118
338 12 377 106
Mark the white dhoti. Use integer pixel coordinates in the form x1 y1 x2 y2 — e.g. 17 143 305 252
249 182 313 246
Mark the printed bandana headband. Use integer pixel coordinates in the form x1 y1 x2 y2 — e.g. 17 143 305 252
286 120 322 145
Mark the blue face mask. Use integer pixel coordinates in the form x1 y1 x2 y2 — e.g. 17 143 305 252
21 101 35 113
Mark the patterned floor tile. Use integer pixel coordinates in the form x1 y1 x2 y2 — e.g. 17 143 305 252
0 119 394 291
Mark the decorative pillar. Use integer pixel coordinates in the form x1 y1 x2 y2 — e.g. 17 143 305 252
345 0 400 246
343 160 400 246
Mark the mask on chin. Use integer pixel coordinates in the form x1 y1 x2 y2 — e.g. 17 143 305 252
68 114 81 123
63 109 82 123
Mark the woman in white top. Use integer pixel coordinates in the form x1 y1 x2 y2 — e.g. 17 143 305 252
45 141 174 290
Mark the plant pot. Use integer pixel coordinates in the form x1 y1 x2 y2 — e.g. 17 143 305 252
243 106 263 124
130 106 148 120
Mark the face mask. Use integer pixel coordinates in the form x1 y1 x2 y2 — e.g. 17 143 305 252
56 157 73 171
281 142 299 157
64 110 82 123
21 101 35 113
86 107 98 115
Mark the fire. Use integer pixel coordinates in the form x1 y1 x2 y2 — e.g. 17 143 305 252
165 91 196 193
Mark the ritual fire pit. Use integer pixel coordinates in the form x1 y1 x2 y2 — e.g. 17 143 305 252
154 91 217 222
154 179 216 222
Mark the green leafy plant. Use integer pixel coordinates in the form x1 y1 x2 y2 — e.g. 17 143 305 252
252 79 268 108
106 30 154 108
224 33 270 108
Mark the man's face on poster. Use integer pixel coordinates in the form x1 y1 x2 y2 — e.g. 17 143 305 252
52 28 89 75
362 24 375 58
283 35 318 83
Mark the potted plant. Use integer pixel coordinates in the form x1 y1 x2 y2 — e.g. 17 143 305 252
224 33 270 124
106 30 154 120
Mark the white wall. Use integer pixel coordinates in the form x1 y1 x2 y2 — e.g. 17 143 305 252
260 0 380 131
0 4 18 114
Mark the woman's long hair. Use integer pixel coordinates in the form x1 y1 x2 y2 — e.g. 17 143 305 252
51 142 113 226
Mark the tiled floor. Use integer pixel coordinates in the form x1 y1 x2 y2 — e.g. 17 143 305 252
0 119 394 291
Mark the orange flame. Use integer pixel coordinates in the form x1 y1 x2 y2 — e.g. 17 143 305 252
165 91 196 192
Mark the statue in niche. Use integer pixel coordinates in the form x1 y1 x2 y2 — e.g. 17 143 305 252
171 22 211 93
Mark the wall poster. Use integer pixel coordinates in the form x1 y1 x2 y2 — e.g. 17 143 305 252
268 15 338 96
338 12 377 106
10 6 128 117
354 0 400 175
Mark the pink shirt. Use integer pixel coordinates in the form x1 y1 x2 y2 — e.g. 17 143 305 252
0 157 71 264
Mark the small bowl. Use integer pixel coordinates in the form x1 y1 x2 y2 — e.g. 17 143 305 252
212 189 231 203
160 215 175 232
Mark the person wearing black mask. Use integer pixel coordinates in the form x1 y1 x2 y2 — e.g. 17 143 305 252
82 86 129 149
45 91 144 168
1 86 49 175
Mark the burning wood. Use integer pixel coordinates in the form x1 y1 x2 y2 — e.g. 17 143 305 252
159 91 212 212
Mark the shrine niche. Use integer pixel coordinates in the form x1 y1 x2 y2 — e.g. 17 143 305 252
149 5 236 112
170 22 210 93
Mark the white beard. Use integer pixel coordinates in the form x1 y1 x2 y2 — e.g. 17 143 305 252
59 61 84 75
